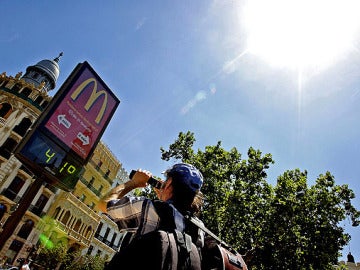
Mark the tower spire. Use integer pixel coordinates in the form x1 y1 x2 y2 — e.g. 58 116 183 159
54 52 63 63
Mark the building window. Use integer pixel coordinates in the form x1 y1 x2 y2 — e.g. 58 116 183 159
89 177 95 186
9 239 23 253
13 118 32 137
17 219 34 239
105 169 110 179
104 228 110 240
110 233 117 246
96 222 103 235
85 226 93 238
0 203 7 221
34 96 43 105
87 245 94 255
61 211 71 225
0 102 12 119
11 83 22 93
0 79 9 88
41 100 49 109
32 194 48 216
0 137 17 159
74 219 82 232
53 207 61 220
89 202 95 209
96 161 102 171
80 194 86 202
4 176 24 200
20 88 32 97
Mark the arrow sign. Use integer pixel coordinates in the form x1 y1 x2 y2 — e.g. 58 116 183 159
57 114 71 129
77 132 89 145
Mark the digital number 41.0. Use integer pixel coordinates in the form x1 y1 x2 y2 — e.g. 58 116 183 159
45 149 77 174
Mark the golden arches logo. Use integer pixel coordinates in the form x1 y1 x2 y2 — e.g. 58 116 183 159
70 78 108 124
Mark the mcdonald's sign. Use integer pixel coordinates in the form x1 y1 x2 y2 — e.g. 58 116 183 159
15 61 120 190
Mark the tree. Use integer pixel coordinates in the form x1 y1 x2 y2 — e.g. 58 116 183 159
35 244 70 269
159 131 360 269
251 170 360 270
36 245 106 270
71 254 107 270
160 132 274 252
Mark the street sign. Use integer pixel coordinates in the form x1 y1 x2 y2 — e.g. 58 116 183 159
15 61 120 191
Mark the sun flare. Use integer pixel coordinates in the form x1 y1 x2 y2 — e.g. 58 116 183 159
242 0 360 70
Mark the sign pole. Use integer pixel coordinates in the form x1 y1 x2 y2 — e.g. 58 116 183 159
0 177 44 251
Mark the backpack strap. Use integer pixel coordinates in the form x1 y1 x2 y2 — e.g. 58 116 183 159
152 200 185 232
152 200 201 270
174 229 192 253
167 232 179 270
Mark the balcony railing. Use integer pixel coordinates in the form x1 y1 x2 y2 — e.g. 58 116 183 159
1 87 44 111
58 192 101 222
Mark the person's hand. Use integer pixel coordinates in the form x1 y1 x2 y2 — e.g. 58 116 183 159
130 169 151 188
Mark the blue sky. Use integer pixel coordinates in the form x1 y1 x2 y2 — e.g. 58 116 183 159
1 0 360 262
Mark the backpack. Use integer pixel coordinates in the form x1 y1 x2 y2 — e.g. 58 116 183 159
104 200 201 270
105 200 247 270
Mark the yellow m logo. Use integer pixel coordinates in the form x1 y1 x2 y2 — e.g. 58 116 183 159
70 78 108 124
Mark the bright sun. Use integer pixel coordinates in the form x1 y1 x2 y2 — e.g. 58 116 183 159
242 0 360 70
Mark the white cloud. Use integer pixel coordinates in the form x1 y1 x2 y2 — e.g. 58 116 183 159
136 17 147 31
181 90 207 114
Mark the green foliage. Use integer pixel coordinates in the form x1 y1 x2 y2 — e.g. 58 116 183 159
36 244 70 269
70 254 107 270
35 244 106 270
160 131 360 269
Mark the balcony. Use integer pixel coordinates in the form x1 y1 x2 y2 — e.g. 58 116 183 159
50 192 102 247
57 192 101 222
55 221 92 246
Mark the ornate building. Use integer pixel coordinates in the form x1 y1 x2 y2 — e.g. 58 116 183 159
0 55 126 265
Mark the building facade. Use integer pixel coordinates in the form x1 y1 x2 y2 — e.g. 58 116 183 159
0 56 126 265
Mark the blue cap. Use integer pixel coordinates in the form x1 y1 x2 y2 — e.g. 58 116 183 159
164 163 203 193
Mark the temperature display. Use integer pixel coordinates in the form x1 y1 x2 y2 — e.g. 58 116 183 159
17 130 83 191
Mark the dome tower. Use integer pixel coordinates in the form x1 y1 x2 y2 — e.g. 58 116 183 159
21 52 63 92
